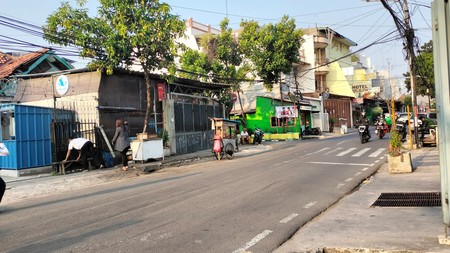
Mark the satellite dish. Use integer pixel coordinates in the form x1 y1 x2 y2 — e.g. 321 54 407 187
322 91 329 99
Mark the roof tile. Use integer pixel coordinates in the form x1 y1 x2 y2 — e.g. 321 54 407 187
0 49 49 79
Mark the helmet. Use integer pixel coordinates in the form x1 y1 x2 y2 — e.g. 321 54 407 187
361 111 366 117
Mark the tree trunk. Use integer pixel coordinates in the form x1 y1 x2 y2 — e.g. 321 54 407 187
142 68 152 133
237 89 246 127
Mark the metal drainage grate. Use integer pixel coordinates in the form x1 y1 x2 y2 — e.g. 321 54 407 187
371 192 441 207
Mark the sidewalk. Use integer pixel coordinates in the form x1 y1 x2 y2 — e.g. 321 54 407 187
274 146 450 253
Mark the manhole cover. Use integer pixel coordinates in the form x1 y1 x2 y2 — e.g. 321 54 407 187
371 192 441 207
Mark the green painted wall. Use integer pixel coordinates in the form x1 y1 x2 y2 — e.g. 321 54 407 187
236 97 300 134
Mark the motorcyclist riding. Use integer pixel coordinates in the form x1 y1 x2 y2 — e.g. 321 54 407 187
358 112 371 139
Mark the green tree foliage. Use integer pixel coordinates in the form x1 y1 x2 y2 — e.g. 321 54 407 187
179 18 250 119
403 40 435 98
403 95 412 107
238 16 304 90
43 0 185 133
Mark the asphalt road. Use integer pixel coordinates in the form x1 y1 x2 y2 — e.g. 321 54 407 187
0 131 388 253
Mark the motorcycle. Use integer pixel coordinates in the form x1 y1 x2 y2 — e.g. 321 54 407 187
253 128 264 145
395 120 407 142
358 125 371 144
303 127 321 136
374 119 388 139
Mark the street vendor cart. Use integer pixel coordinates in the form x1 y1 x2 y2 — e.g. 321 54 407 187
210 118 239 160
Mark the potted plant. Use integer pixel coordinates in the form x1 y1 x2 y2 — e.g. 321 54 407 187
158 129 171 157
388 130 412 173
329 117 337 132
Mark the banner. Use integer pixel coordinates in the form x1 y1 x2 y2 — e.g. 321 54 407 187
275 106 298 118
157 83 165 101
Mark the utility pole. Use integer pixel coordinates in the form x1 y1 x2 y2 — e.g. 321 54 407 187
403 0 420 146
378 0 419 146
432 0 450 239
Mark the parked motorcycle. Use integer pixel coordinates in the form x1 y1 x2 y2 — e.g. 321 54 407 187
303 127 321 136
358 125 371 144
395 120 407 142
253 128 264 145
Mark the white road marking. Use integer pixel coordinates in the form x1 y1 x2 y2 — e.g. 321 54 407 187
283 159 295 163
308 161 371 166
351 148 371 157
280 213 299 223
337 140 350 145
271 163 284 167
232 230 273 253
325 147 343 155
362 167 369 171
337 183 345 188
306 147 330 156
369 163 375 167
374 160 380 163
345 178 354 182
369 148 386 157
336 148 357 156
354 172 362 176
304 201 317 209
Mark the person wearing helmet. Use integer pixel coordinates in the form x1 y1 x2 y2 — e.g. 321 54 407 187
358 111 371 139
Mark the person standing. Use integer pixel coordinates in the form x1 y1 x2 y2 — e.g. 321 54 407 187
63 137 95 171
213 128 223 160
0 142 10 205
112 119 131 171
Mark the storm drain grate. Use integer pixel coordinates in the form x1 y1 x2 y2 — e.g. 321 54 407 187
371 192 441 207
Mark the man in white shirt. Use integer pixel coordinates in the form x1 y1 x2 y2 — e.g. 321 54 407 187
63 137 94 170
240 128 250 144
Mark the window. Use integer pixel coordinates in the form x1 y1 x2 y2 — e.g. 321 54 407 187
1 111 15 140
271 116 296 127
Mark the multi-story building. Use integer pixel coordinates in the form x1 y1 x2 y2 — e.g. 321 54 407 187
302 27 357 129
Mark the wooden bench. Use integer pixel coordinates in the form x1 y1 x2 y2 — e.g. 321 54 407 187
52 158 94 175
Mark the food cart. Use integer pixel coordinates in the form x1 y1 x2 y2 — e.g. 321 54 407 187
210 118 239 160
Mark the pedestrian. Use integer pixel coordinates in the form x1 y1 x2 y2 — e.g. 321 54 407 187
63 137 95 171
213 128 223 160
0 142 10 205
112 118 131 171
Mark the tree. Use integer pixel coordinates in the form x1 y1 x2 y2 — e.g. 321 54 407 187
179 18 250 120
403 40 435 98
238 16 304 90
403 95 412 107
43 0 185 133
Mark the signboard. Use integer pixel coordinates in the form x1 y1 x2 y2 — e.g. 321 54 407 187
299 105 312 111
352 83 369 94
157 83 165 101
275 106 298 118
55 75 69 96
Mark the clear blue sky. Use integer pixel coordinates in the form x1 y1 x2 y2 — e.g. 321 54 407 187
0 0 432 80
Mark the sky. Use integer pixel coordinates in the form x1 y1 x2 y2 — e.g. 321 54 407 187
0 0 433 83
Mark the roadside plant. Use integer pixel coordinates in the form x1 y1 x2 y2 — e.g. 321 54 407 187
389 130 402 157
158 129 170 147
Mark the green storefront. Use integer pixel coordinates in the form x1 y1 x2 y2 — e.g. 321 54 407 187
233 96 315 140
